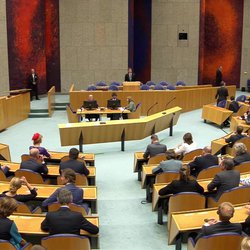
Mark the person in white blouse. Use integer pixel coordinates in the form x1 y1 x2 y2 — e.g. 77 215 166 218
174 133 197 156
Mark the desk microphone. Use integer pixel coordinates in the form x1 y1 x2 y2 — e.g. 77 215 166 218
147 102 158 116
165 97 176 109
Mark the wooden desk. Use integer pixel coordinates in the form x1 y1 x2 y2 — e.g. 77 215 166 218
59 107 182 151
133 152 147 181
0 143 11 161
47 151 95 166
169 205 248 249
230 116 250 134
202 104 233 127
0 182 97 213
211 132 233 155
0 161 96 185
122 82 141 91
10 214 99 249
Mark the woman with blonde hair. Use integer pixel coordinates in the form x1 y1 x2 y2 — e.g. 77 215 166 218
123 96 136 119
0 176 37 202
29 132 50 158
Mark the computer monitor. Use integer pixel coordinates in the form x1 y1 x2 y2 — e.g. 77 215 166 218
107 99 121 110
83 100 98 110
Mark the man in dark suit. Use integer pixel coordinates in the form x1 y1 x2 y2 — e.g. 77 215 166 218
28 68 39 100
42 169 84 209
233 142 250 166
207 158 240 201
41 189 99 235
59 148 89 176
215 66 223 86
124 67 136 82
143 134 167 159
189 146 218 177
107 93 121 120
225 126 246 147
20 148 48 175
195 202 242 242
215 81 229 105
228 96 240 113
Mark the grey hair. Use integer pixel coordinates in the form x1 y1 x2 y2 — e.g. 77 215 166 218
57 189 73 205
233 142 247 156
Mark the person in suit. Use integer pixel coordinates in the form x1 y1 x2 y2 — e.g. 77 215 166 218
0 197 28 249
158 165 204 196
215 66 223 86
152 150 182 174
215 81 229 105
20 148 48 175
207 158 240 201
228 96 240 113
143 134 167 159
233 143 250 166
41 189 99 235
225 126 247 147
83 94 100 121
124 67 136 82
59 148 89 176
189 146 218 177
42 168 85 210
28 68 39 100
29 132 50 158
195 202 242 242
107 92 121 120
174 132 197 157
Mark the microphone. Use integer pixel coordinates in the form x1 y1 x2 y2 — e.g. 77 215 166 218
165 97 176 110
147 102 158 116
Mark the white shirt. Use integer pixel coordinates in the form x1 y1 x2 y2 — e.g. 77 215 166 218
174 141 197 155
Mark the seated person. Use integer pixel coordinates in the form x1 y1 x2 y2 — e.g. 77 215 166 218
159 165 204 196
29 132 51 158
0 197 28 249
228 96 240 113
152 150 182 174
194 202 242 242
82 94 100 121
225 125 247 147
143 134 167 159
207 158 240 201
107 92 121 120
189 146 218 177
42 169 86 211
174 132 197 156
241 237 250 250
0 163 10 177
0 176 37 202
20 148 48 175
122 96 136 119
41 189 99 235
124 67 136 82
59 148 89 176
233 142 250 166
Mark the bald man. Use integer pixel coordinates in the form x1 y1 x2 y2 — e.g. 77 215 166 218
20 148 48 175
28 68 39 100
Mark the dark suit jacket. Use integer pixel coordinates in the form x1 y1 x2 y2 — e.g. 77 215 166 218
215 86 228 104
207 170 240 200
233 152 250 166
159 179 204 196
189 154 219 177
215 69 222 85
229 101 240 113
20 158 48 175
41 206 99 235
28 73 38 85
225 134 246 147
195 221 242 242
125 73 136 81
59 159 89 176
143 143 167 159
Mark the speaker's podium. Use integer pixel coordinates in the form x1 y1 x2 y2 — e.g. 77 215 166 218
122 81 141 91
58 106 182 152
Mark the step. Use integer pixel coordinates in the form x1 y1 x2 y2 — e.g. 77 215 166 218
54 106 66 111
30 109 48 113
29 113 49 118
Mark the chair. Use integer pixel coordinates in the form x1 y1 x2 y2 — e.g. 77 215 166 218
217 100 227 108
60 155 86 164
154 84 164 90
187 233 243 250
108 85 118 91
127 102 142 119
236 95 247 102
155 171 179 184
206 186 250 208
166 85 176 90
86 85 96 91
182 149 203 161
42 234 90 250
196 166 220 180
21 154 31 162
0 240 32 250
66 105 78 123
57 173 88 186
148 154 166 164
96 81 107 86
16 202 42 214
140 84 150 90
48 202 88 216
235 161 250 173
110 81 120 86
0 169 8 181
176 81 186 86
15 169 45 184
146 81 155 86
159 81 168 86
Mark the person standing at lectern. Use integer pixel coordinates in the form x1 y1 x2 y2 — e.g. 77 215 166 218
215 66 223 86
125 67 136 82
28 68 40 100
